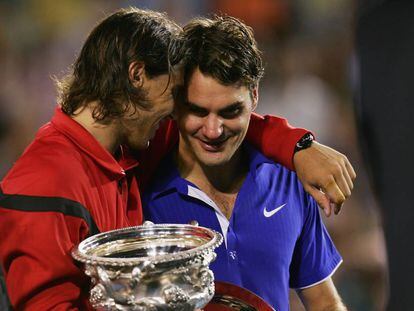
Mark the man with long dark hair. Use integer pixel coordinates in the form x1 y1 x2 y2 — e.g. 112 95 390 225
0 8 354 310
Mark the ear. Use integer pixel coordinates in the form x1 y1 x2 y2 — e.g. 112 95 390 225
128 61 145 87
251 86 259 111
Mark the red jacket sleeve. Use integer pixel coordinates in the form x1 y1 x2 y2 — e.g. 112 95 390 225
246 113 311 170
0 208 93 310
136 114 311 185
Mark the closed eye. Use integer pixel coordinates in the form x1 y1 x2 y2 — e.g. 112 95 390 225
219 102 244 119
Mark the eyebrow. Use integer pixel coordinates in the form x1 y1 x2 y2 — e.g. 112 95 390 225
185 101 243 113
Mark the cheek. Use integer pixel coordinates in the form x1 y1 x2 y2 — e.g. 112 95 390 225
226 116 250 134
163 97 174 114
179 115 202 134
152 102 173 122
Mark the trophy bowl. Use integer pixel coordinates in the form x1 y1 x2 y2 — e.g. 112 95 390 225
72 222 223 311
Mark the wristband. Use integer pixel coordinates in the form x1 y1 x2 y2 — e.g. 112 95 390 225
294 133 314 153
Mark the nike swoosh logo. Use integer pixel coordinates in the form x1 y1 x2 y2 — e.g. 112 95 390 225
263 203 287 218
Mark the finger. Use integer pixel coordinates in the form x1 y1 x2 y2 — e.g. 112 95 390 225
306 186 332 217
325 182 345 215
322 178 346 208
342 162 354 191
333 166 352 198
344 157 357 180
339 157 355 191
327 162 351 198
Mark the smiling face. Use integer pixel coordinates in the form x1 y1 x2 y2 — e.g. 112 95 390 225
176 68 257 167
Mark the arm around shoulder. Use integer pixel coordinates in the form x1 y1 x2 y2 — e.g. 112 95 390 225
246 113 357 215
293 141 356 216
246 113 309 170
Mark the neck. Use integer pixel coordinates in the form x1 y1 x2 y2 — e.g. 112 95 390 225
71 102 120 154
177 143 248 195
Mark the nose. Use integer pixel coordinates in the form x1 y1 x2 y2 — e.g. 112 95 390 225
202 114 223 140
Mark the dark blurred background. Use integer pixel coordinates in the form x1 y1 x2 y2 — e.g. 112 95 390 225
0 1 388 310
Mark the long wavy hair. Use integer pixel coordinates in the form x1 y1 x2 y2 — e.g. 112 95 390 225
56 8 184 122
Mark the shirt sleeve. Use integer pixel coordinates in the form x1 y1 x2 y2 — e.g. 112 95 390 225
289 195 342 289
136 114 311 188
0 207 94 310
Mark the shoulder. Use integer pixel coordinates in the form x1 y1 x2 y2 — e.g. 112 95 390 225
253 150 316 216
255 152 308 197
1 124 88 198
0 123 100 237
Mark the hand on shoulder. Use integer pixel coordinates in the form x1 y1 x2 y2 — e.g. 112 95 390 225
293 141 356 217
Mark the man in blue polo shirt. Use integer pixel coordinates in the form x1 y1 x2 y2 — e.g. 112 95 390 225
143 15 346 311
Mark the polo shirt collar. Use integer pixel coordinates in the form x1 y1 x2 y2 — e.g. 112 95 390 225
150 143 274 200
51 107 138 178
149 155 188 200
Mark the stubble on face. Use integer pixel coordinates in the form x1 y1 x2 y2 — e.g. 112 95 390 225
118 69 183 151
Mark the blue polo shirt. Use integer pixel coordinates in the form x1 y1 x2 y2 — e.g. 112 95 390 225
143 144 342 311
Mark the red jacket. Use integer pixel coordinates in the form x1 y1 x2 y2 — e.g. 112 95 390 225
0 108 307 310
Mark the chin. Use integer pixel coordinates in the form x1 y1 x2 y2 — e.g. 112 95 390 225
128 139 150 151
197 154 230 167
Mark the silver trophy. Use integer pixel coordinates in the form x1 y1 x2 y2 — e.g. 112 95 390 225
72 222 223 310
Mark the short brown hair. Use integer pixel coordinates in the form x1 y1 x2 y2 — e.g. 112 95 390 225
57 8 184 121
182 15 264 90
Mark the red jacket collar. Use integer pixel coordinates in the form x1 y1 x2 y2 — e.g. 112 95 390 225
50 107 138 179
